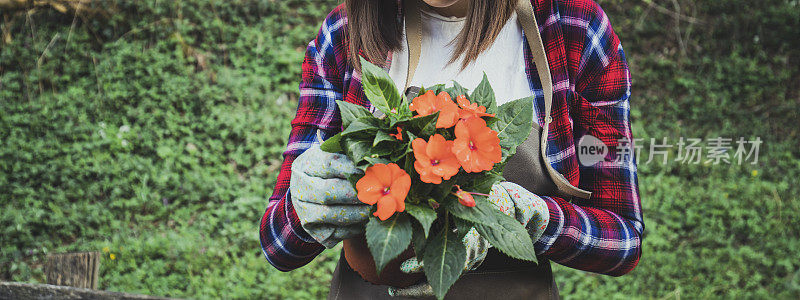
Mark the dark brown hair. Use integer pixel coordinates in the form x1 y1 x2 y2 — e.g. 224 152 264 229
345 0 516 71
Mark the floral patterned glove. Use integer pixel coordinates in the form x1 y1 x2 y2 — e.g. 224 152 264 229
290 143 370 248
492 181 550 242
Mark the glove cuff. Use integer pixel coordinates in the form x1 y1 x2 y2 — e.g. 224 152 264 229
496 182 551 244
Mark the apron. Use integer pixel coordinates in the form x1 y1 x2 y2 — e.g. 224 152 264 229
327 248 559 300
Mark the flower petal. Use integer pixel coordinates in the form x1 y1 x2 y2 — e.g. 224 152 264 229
356 174 382 205
371 163 393 186
454 119 471 139
374 195 397 221
410 91 437 116
434 93 460 128
412 138 430 162
416 162 443 184
455 95 471 108
425 134 449 159
356 167 387 204
393 172 412 202
387 163 411 212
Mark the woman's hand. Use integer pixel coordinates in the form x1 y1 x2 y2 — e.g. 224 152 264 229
491 181 550 243
290 143 370 248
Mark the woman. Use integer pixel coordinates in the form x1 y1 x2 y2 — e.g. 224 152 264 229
260 0 642 298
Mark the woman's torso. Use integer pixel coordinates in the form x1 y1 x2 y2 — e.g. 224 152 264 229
387 6 540 120
329 4 561 299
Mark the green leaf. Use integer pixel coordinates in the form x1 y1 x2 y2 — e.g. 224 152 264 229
403 151 416 180
446 196 538 262
389 142 413 162
373 130 397 147
484 115 500 127
390 95 414 127
423 222 466 300
425 84 446 95
405 130 419 143
454 217 474 240
320 132 343 153
341 117 380 137
393 131 418 163
412 222 428 256
360 57 401 115
493 97 534 158
405 112 439 138
408 178 435 204
446 194 499 226
343 138 372 164
365 214 413 274
431 179 455 202
347 173 362 187
337 100 372 128
405 203 437 237
474 219 538 263
470 74 497 114
471 172 504 194
369 143 394 157
363 156 392 166
449 81 469 97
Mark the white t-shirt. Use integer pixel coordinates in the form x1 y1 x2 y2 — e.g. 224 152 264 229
388 6 539 125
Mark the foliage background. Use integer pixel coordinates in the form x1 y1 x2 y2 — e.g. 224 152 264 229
1 0 798 298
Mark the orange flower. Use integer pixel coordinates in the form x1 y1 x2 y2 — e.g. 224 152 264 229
412 134 461 184
356 163 411 220
455 95 495 120
453 185 475 207
409 90 460 128
389 126 403 140
452 117 502 172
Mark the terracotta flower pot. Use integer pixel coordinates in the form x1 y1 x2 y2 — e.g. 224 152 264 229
342 235 424 288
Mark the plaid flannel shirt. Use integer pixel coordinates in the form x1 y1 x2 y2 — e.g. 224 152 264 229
260 0 643 276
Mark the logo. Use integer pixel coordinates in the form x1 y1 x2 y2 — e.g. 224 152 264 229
577 135 607 167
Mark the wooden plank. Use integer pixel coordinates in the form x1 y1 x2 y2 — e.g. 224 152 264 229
44 252 100 289
0 281 172 300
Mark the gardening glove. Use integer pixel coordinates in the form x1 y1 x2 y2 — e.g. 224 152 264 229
492 181 550 242
290 140 370 249
388 228 489 298
388 182 549 298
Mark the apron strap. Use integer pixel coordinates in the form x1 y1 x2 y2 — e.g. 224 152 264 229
514 0 592 199
404 0 423 91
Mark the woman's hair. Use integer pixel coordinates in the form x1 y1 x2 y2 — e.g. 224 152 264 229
345 0 516 71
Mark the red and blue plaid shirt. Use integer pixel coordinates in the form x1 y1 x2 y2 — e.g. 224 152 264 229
260 0 643 276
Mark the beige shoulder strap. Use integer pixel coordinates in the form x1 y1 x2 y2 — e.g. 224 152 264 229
515 0 591 199
404 0 423 90
514 0 552 125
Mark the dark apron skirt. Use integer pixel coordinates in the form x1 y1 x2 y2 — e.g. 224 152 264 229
327 248 559 300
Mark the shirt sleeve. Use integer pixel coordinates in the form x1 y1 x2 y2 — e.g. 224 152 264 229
259 5 348 272
533 0 643 276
